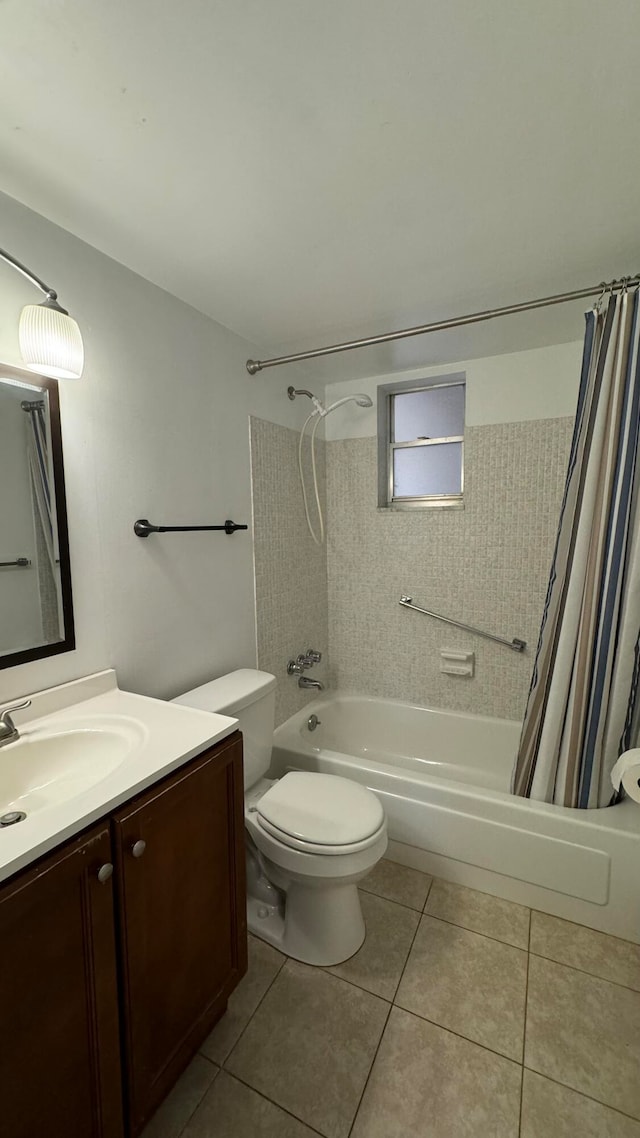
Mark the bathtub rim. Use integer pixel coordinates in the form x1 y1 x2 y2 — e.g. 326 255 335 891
272 692 640 837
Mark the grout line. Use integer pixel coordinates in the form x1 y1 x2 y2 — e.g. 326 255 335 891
528 905 640 950
523 1066 640 1126
359 882 427 914
218 948 288 1069
221 1069 328 1136
517 1064 525 1138
527 948 640 995
346 886 427 1137
322 967 393 1005
420 911 530 953
391 999 524 1068
346 1002 393 1138
172 1057 220 1138
194 1053 217 1070
392 881 430 1000
517 932 531 1137
422 877 434 915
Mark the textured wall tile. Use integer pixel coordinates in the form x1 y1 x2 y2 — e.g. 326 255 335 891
325 419 573 721
251 414 573 724
250 417 330 725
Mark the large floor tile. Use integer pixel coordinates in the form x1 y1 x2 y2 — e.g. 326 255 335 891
184 1070 318 1138
526 955 640 1119
395 915 527 1060
425 878 530 948
360 857 432 911
200 935 285 1064
226 959 388 1138
327 891 419 1000
521 1070 640 1138
351 1006 521 1138
530 911 640 991
141 1055 218 1138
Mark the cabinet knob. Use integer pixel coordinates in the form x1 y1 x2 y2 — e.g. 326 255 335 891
131 839 146 859
97 862 114 884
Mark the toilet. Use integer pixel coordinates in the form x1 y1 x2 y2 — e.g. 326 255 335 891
173 669 387 966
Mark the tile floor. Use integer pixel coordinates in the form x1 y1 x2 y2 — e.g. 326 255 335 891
143 859 640 1138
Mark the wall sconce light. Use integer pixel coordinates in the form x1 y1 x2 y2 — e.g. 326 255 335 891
0 246 84 379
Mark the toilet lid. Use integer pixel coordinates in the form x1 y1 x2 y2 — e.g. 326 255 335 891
256 771 384 847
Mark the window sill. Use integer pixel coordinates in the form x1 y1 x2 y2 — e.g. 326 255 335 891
377 499 465 513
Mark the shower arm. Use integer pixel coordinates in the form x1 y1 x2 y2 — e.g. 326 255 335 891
288 386 373 414
288 386 315 401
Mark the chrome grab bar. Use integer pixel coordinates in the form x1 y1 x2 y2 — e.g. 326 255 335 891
399 595 526 653
0 558 31 568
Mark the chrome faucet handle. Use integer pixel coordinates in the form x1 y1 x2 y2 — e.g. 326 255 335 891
0 699 31 745
287 658 305 676
0 698 31 725
296 654 313 670
304 649 322 664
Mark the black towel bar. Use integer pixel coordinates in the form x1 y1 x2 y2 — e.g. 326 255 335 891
133 519 248 538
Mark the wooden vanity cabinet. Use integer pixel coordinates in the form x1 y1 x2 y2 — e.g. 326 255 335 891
0 730 246 1138
113 732 247 1135
0 822 124 1138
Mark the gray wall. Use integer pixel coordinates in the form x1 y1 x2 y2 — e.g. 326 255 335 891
0 190 315 702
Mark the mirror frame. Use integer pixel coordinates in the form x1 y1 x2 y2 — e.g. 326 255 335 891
0 361 75 669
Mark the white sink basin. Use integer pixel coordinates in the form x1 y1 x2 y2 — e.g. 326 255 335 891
0 716 147 819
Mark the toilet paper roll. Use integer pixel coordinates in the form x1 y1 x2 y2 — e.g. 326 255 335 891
610 749 640 804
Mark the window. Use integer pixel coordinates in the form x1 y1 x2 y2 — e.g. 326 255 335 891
377 374 465 508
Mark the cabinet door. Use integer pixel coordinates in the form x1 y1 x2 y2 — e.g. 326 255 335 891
0 824 123 1138
112 732 246 1135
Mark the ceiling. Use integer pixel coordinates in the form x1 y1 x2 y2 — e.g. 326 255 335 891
2 0 640 382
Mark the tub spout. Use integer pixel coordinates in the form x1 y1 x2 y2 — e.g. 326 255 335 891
298 676 324 691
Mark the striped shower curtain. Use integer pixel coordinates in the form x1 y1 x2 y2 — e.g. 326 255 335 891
26 400 56 568
512 288 640 808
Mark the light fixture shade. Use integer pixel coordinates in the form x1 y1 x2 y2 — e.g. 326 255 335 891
19 301 84 379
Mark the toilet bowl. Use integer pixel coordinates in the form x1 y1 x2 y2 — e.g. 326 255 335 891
173 669 387 965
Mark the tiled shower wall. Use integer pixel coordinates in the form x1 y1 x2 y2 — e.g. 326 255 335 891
250 413 573 725
326 418 574 721
250 416 329 726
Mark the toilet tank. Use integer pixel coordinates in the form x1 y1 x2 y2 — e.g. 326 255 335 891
172 669 277 790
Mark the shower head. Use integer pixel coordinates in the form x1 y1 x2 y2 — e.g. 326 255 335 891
322 393 373 416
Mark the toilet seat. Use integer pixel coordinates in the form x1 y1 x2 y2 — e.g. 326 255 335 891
256 813 386 855
255 770 385 855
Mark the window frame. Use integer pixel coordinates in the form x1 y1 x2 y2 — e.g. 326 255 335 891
377 372 466 510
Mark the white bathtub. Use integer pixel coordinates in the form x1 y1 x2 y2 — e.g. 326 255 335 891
271 694 640 943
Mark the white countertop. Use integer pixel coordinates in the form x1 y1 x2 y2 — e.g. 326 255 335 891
0 670 238 883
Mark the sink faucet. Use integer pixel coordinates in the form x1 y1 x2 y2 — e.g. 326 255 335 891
0 699 32 748
298 676 324 691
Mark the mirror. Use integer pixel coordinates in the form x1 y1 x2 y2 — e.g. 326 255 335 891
0 362 74 668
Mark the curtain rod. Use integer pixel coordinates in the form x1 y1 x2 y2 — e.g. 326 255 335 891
246 274 640 375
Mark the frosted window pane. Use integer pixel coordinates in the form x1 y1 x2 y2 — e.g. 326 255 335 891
393 384 464 442
393 442 462 498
